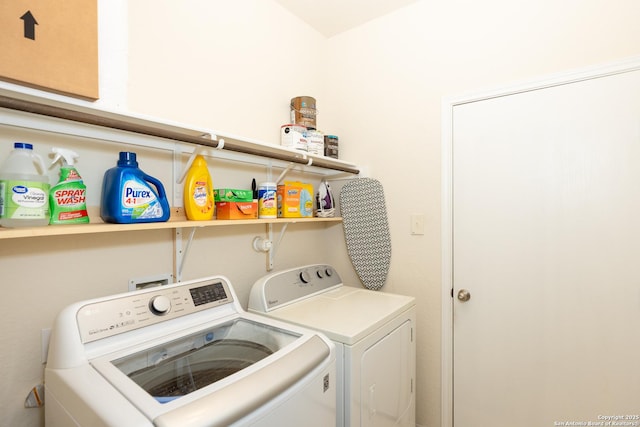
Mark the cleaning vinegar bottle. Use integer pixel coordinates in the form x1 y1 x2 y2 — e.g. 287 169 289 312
183 154 214 220
100 152 170 223
0 142 50 227
49 148 89 224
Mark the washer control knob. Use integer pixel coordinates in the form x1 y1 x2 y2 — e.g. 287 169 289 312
325 268 333 277
299 271 311 283
316 269 325 278
150 295 171 315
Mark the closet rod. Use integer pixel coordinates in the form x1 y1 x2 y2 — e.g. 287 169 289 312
0 95 359 174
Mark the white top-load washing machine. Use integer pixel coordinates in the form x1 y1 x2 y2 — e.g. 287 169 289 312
45 275 336 427
248 264 416 427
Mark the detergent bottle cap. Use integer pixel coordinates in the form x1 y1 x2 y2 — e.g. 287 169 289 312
117 151 138 167
50 147 79 167
7 141 46 174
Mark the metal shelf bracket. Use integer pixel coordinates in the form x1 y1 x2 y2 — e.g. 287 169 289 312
174 227 198 281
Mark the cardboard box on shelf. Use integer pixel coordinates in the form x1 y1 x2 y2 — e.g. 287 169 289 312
215 201 258 220
0 0 98 99
214 189 254 202
277 181 313 218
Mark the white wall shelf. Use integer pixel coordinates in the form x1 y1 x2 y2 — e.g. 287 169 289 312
0 88 354 275
0 212 342 240
0 88 360 175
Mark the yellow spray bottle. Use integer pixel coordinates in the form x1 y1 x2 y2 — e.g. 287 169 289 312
184 155 214 220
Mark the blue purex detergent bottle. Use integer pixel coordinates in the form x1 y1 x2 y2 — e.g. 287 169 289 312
100 152 170 223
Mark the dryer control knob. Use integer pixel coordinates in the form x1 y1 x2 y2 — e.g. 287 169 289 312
325 268 333 277
150 295 171 315
299 271 311 283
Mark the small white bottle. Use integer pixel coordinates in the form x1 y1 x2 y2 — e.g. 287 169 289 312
0 142 50 227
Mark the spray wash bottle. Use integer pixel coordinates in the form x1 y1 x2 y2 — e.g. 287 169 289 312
48 148 89 224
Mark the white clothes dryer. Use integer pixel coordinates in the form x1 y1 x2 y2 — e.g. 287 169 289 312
248 264 416 427
45 275 336 427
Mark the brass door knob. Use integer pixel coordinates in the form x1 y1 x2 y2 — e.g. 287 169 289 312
457 289 471 302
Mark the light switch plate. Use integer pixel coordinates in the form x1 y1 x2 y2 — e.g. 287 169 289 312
410 214 425 235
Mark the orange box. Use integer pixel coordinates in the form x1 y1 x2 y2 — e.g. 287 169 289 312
215 201 258 220
277 181 314 218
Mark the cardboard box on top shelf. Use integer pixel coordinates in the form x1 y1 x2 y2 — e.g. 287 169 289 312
0 0 98 99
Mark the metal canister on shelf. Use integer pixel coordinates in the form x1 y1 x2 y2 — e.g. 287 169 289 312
324 135 339 159
280 124 307 152
306 129 324 156
290 96 317 129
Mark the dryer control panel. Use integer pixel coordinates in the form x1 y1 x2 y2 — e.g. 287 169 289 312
248 264 342 312
76 277 234 343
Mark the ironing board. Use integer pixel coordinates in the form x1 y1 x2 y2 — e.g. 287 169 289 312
339 178 391 290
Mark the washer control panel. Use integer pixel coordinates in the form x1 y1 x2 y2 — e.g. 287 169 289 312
77 277 233 343
249 264 342 312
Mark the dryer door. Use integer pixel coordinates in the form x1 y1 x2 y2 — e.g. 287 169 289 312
360 320 414 427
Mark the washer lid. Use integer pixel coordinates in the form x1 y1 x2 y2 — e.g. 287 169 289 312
110 318 297 403
90 316 332 426
255 286 415 345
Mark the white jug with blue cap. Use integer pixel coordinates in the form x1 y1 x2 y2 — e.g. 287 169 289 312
0 142 50 227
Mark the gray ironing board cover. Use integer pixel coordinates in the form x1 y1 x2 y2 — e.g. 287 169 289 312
339 178 391 290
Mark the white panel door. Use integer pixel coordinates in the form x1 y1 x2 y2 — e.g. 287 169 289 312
452 68 640 426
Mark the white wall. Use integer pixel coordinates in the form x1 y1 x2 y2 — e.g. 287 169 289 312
2 1 640 426
321 2 640 426
126 0 327 143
